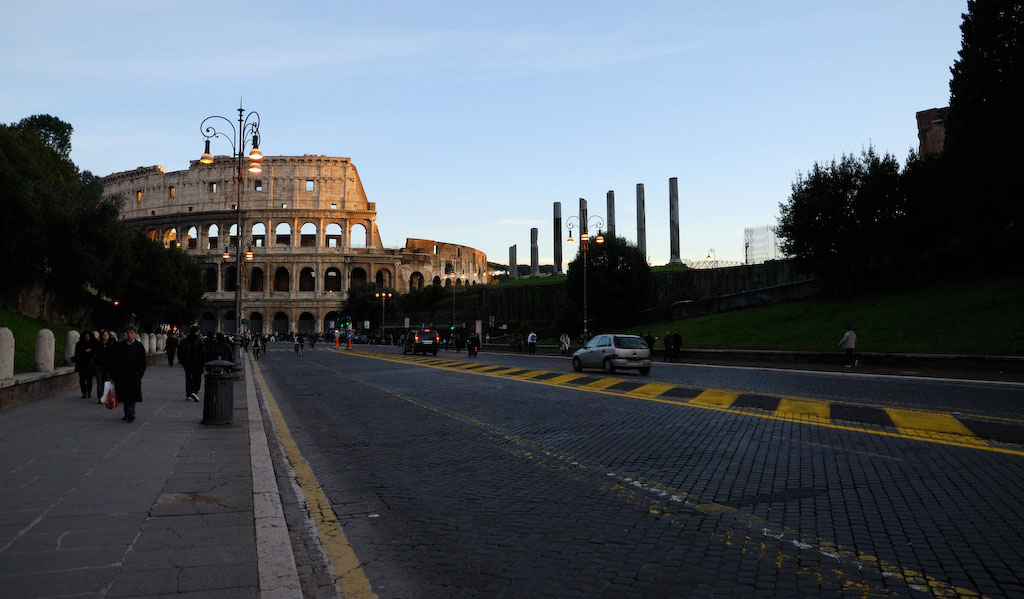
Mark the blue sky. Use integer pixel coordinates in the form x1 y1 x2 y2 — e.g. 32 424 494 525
1 1 965 266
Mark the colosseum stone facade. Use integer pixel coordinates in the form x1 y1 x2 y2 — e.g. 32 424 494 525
102 155 488 335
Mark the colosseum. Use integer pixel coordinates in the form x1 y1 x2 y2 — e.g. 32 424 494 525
101 155 488 336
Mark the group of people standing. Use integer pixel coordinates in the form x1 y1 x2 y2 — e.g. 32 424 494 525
73 326 146 422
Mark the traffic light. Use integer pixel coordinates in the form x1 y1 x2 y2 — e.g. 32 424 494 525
449 320 455 331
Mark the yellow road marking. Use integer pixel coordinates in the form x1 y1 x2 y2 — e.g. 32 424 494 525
546 374 586 385
252 361 375 599
777 397 831 423
886 408 976 436
627 382 677 398
513 370 549 379
582 378 623 390
690 389 739 408
487 367 523 376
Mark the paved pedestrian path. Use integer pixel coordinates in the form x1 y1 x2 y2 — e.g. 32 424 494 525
0 356 303 598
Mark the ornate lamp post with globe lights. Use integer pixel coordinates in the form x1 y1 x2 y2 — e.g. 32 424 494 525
198 103 263 362
566 215 605 338
374 290 392 343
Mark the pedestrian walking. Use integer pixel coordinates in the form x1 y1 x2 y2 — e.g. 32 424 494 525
671 330 683 362
112 325 147 422
309 334 316 351
663 331 672 362
527 331 537 355
176 326 205 402
73 331 99 399
559 333 570 357
165 332 179 367
94 330 117 403
839 325 858 367
643 332 655 352
252 334 262 360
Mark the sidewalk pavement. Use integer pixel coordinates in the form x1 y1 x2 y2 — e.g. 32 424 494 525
0 356 303 598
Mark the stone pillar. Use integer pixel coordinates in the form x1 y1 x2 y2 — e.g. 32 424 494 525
636 184 647 261
669 177 682 265
65 331 80 366
509 245 518 280
553 202 563 275
606 190 616 238
138 333 149 355
34 329 54 372
530 228 540 277
0 327 14 380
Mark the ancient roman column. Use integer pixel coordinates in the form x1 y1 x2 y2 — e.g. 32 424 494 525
669 177 683 265
636 184 647 260
606 190 616 238
509 245 518 280
530 228 540 277
553 202 563 275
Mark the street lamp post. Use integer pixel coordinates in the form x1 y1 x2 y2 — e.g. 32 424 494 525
199 102 263 365
375 291 392 343
447 272 466 346
566 215 605 338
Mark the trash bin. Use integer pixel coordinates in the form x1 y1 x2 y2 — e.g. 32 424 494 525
202 359 236 425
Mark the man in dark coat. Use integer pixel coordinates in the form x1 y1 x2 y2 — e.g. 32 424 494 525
112 325 147 423
165 332 180 367
177 326 206 402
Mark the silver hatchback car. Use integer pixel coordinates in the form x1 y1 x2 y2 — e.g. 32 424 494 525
572 333 652 375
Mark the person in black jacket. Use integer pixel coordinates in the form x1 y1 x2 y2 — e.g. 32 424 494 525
176 326 206 402
165 332 180 367
112 325 147 422
73 331 99 399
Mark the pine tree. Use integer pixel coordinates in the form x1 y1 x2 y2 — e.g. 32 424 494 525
944 1 1024 254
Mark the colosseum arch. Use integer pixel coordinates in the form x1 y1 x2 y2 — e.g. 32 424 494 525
325 223 343 248
207 224 219 250
350 223 367 248
300 222 318 247
375 269 391 288
275 223 291 246
324 311 341 332
252 223 266 247
163 228 177 248
350 267 367 288
186 226 198 250
224 265 238 292
325 268 342 292
274 267 290 292
228 224 239 248
298 312 315 334
249 311 264 334
200 312 216 333
250 267 265 292
432 275 442 286
299 267 316 291
223 310 237 333
204 267 217 292
273 312 288 336
409 272 424 291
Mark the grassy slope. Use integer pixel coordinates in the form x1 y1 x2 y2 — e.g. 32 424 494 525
622 276 1024 354
0 310 76 373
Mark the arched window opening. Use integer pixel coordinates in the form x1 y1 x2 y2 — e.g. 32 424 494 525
250 267 265 292
187 226 198 250
349 268 367 288
444 262 454 275
274 267 290 292
163 228 178 248
224 265 238 292
300 267 316 291
300 222 317 247
275 223 291 246
207 224 219 250
298 312 315 335
204 267 218 292
325 268 342 292
324 311 341 332
249 312 264 334
228 224 239 248
273 312 289 337
432 276 442 286
410 272 424 291
325 223 343 248
200 312 216 334
350 223 367 248
252 222 266 247
223 311 236 334
375 269 391 288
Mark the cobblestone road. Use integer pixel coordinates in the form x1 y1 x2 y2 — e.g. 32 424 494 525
256 347 1024 598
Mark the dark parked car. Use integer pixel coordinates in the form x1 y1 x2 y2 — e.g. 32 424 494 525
572 333 652 375
403 328 441 355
